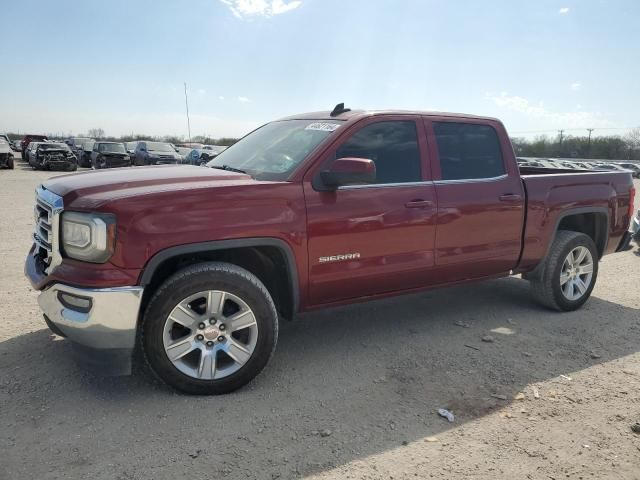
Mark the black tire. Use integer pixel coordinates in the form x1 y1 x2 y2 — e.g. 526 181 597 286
141 262 278 395
529 230 598 311
7 156 14 169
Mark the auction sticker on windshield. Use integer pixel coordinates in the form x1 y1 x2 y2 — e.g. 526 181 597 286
305 122 341 132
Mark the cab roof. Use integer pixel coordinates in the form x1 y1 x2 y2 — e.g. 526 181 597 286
278 108 500 124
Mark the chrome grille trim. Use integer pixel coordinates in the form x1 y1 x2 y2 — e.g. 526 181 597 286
34 185 64 274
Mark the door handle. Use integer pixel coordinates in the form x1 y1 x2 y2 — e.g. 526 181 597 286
499 194 522 202
405 199 433 208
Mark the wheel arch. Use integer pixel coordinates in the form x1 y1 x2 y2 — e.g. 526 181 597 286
554 207 609 259
138 238 300 321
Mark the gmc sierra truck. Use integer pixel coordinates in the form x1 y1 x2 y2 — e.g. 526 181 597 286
25 105 636 395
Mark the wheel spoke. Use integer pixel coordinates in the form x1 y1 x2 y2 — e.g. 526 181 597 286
206 291 226 317
225 339 252 366
228 310 257 332
575 278 587 295
166 337 197 361
578 263 593 275
562 280 573 298
560 271 571 285
574 247 588 265
197 351 215 379
170 304 198 328
566 250 575 267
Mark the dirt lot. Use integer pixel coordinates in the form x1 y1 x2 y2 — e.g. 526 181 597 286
1 158 639 480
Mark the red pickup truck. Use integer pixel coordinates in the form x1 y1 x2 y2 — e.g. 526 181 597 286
25 106 635 394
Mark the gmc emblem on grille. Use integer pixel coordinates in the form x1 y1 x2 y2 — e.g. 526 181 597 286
318 253 361 264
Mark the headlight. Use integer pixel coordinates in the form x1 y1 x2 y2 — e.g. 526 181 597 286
61 211 116 263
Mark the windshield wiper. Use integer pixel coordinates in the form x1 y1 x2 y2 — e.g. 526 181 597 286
210 164 248 174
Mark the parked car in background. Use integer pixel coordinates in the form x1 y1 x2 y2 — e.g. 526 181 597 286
175 147 193 162
615 163 640 178
0 138 15 169
91 142 131 169
28 142 77 171
67 137 94 160
202 145 227 153
182 148 208 166
11 140 22 152
134 141 182 165
181 148 225 166
21 134 48 158
125 141 139 158
77 140 96 167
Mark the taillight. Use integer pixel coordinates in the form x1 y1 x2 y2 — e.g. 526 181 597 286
629 187 636 220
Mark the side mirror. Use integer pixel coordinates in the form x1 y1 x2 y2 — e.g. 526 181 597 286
319 157 376 189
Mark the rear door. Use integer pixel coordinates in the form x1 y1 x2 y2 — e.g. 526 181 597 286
424 117 525 281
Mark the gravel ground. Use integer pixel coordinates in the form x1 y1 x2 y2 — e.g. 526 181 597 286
1 157 639 480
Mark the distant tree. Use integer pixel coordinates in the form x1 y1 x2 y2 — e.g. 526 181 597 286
87 128 105 139
625 127 640 159
214 137 239 146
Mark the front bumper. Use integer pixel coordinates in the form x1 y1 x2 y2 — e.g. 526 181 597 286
39 283 144 375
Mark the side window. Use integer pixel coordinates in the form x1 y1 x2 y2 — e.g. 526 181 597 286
336 121 421 184
433 122 505 181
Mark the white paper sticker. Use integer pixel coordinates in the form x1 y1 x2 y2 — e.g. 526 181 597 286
305 122 341 132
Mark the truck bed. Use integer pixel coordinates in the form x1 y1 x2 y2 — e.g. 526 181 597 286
517 169 634 271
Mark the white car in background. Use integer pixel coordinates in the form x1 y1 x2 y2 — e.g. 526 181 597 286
0 138 15 169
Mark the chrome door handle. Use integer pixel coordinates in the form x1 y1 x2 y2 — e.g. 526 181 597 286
405 199 433 208
499 194 522 202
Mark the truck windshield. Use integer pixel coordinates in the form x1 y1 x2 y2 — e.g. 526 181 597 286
206 119 343 181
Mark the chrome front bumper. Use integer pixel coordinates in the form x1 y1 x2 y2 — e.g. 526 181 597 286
39 283 144 374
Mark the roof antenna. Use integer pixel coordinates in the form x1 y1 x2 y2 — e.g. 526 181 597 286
330 103 351 117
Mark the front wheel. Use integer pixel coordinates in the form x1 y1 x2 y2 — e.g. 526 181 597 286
141 262 278 394
529 231 598 311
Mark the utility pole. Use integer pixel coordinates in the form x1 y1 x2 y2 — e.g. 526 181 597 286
184 82 192 144
558 130 564 156
586 128 594 158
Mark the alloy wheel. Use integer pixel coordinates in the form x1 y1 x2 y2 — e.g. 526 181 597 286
162 290 258 380
559 246 594 301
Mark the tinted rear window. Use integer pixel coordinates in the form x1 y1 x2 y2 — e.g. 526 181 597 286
433 122 505 180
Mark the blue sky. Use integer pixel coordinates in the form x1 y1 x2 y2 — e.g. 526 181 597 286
1 0 639 139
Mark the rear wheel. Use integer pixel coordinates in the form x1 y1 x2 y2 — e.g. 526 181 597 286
7 156 14 169
530 231 598 311
141 262 278 394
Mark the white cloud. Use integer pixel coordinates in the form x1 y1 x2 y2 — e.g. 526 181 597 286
197 88 206 95
220 0 302 18
218 95 225 101
559 7 569 14
570 82 581 90
485 92 611 129
237 96 250 103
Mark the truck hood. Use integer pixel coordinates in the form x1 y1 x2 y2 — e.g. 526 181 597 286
43 165 254 208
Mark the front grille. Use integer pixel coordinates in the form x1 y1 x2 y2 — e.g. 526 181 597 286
33 186 64 274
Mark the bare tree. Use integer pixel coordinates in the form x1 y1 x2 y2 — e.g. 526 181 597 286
88 128 105 139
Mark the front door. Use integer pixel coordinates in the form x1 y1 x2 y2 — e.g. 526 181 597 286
304 117 438 306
